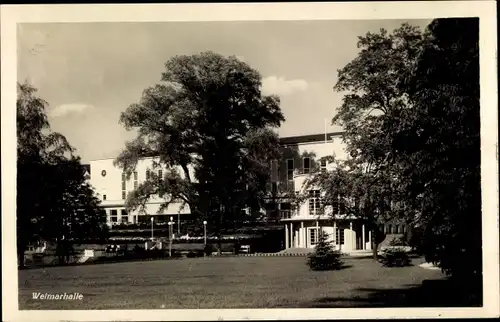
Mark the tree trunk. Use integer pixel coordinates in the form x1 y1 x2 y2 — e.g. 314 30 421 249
372 240 379 261
18 243 26 269
217 236 222 255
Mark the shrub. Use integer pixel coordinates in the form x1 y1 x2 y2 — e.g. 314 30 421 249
389 236 408 247
167 249 182 259
306 231 344 271
203 244 213 256
380 247 411 267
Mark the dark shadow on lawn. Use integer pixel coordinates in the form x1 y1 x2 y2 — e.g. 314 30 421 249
310 265 353 271
285 278 482 308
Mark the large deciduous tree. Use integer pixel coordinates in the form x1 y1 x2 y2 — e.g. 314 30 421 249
392 18 481 287
322 18 481 287
17 82 107 267
115 52 284 250
305 23 424 259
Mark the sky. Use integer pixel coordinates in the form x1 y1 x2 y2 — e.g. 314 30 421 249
17 19 431 163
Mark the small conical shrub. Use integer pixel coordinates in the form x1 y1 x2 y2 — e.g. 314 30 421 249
306 230 344 271
380 247 411 267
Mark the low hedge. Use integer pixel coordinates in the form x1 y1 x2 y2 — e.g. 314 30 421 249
380 247 412 267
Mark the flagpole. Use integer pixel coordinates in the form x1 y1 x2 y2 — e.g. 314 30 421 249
324 118 327 143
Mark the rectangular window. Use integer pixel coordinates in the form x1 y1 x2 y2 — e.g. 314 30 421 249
133 171 138 180
158 170 163 179
308 190 322 215
303 157 311 174
280 202 291 219
103 194 106 201
121 209 128 224
286 159 294 181
336 228 345 245
122 173 126 181
110 209 118 223
332 194 343 215
146 170 150 180
134 181 138 189
121 181 126 190
320 159 327 173
309 228 319 246
122 191 126 200
280 211 291 219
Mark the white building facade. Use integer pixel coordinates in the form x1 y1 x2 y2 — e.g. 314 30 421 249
88 157 193 226
270 132 373 252
87 132 404 250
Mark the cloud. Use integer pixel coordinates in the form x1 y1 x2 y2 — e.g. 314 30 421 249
50 103 94 117
261 76 309 96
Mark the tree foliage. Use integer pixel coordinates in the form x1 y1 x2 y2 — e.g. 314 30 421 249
115 52 284 248
17 82 107 267
392 18 481 282
318 18 480 283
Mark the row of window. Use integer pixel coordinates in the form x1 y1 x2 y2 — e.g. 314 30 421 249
119 169 163 200
271 158 328 183
385 224 407 234
109 209 130 223
309 227 345 246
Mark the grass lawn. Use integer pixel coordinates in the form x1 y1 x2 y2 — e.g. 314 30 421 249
18 256 467 309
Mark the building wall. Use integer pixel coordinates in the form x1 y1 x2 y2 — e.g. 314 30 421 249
88 133 351 228
268 134 349 222
270 134 348 194
89 157 194 225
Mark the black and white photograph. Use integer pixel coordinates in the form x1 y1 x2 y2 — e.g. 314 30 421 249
1 2 498 321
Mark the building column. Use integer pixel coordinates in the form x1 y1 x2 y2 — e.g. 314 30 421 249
285 224 289 249
333 221 337 248
290 222 294 249
300 221 304 248
368 230 372 250
362 224 366 250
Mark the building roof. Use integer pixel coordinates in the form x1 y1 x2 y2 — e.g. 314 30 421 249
89 132 346 162
279 132 344 146
82 164 90 174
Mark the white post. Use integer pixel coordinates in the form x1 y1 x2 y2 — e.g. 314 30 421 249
324 118 327 143
168 221 172 257
368 230 372 250
290 223 294 249
285 224 289 249
203 221 207 245
301 221 305 248
316 221 319 246
362 224 366 250
333 221 337 248
177 212 181 235
150 217 154 239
